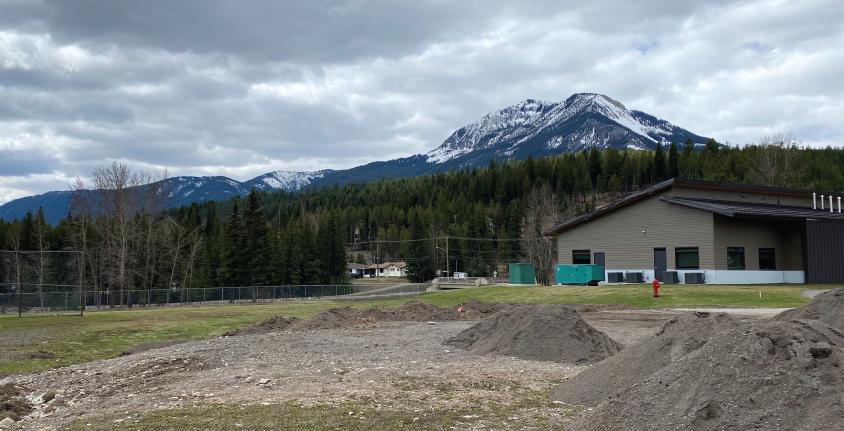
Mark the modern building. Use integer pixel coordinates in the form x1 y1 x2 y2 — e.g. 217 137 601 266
544 179 844 284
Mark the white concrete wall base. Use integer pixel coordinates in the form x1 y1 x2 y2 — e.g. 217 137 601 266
601 268 805 284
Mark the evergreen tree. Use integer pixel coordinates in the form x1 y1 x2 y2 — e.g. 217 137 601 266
220 199 244 286
404 216 435 282
668 142 679 178
242 189 272 286
653 142 667 181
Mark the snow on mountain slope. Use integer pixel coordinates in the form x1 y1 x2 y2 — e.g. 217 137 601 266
426 93 705 164
245 170 333 191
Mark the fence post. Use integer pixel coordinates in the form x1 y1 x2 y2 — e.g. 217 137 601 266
65 292 68 312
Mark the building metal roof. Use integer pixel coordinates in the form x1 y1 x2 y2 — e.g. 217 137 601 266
543 178 839 236
660 197 844 221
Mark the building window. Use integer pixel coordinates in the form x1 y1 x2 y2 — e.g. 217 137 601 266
572 250 591 264
675 247 699 269
727 247 745 270
759 248 776 270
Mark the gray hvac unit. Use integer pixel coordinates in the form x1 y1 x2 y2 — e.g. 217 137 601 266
607 272 624 283
684 272 705 284
624 272 644 283
662 271 679 284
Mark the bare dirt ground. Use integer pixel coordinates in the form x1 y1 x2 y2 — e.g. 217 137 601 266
0 308 781 430
0 310 672 430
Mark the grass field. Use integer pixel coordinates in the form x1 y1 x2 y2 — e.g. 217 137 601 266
0 283 816 375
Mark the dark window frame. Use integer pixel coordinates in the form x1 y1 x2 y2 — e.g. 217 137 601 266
572 249 591 264
759 248 776 270
727 247 746 270
675 247 700 269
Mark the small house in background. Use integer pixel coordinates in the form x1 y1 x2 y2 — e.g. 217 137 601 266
347 261 408 278
545 178 844 284
348 263 368 278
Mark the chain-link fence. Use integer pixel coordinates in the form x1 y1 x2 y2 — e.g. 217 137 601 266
0 283 429 314
1 250 82 316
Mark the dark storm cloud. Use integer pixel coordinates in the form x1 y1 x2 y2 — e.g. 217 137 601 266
0 0 843 202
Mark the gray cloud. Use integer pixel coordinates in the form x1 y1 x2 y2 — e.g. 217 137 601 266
0 0 843 202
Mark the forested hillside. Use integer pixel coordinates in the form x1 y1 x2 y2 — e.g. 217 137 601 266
2 140 844 297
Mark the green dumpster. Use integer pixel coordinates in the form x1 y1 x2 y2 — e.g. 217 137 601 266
555 264 605 285
508 263 536 285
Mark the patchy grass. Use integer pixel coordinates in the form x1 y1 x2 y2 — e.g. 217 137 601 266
65 390 578 430
0 299 404 375
0 284 818 375
421 284 814 309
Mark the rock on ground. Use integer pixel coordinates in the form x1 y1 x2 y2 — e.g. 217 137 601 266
446 305 622 364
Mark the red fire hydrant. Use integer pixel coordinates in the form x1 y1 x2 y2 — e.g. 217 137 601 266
652 279 660 297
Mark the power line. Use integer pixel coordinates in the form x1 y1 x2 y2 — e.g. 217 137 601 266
347 235 549 246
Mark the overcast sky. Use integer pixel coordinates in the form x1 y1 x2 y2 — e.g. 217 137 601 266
1 0 842 203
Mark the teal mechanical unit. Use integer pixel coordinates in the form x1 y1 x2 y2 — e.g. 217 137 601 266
555 264 605 285
508 263 536 285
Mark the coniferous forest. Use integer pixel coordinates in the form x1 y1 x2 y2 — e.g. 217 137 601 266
2 140 844 299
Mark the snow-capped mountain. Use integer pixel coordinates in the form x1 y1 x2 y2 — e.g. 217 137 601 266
424 93 706 165
0 93 711 224
0 171 332 224
244 170 332 192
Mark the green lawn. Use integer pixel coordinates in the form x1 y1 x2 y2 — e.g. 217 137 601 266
422 283 814 309
0 284 817 375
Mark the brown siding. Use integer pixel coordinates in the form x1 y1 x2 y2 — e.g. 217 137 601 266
668 186 813 207
712 216 804 270
556 191 715 269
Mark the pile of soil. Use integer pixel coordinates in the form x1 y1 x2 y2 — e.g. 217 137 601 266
0 383 32 422
550 311 742 405
446 305 622 364
775 288 844 331
226 300 503 335
565 318 844 431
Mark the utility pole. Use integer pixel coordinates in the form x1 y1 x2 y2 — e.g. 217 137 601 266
445 236 449 277
79 251 85 317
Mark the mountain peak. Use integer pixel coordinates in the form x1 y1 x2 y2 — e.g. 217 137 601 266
425 92 708 164
565 92 627 111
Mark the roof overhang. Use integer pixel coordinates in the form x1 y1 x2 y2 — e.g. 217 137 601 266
543 178 835 236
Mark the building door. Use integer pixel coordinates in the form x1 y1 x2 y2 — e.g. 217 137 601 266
593 252 606 270
653 248 667 281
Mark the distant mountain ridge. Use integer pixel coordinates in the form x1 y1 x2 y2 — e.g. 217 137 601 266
0 93 711 223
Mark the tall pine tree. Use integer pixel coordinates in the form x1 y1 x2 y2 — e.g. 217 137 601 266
242 189 272 286
668 142 679 179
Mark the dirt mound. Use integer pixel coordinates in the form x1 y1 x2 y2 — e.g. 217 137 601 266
459 299 506 318
775 288 844 331
446 305 622 364
566 319 844 431
222 316 302 336
551 311 742 405
227 300 507 335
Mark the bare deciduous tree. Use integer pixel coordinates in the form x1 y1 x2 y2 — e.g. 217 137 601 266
754 132 798 187
520 183 566 285
90 162 166 306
